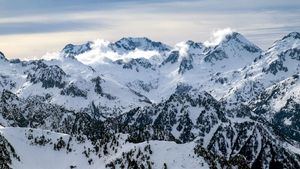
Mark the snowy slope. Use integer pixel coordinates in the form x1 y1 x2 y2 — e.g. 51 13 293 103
0 127 209 169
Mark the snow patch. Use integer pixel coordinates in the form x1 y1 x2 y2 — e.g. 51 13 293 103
284 117 292 126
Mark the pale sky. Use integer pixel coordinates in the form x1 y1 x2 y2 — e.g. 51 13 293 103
0 0 299 59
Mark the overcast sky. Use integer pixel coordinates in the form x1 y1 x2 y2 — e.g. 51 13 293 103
0 0 299 59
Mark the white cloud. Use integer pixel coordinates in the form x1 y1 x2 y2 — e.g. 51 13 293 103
204 28 235 46
174 41 189 57
75 39 161 65
40 52 61 61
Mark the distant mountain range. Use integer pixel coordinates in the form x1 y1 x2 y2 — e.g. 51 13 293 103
0 32 300 169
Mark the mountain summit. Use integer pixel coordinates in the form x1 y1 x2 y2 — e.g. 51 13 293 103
204 32 262 63
0 51 7 61
110 37 171 54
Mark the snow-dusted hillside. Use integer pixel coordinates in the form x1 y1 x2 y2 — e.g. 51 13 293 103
1 31 300 169
0 127 208 169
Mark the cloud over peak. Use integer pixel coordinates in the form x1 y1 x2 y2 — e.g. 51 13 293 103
204 28 235 46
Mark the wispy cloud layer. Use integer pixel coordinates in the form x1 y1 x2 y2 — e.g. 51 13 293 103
0 0 299 59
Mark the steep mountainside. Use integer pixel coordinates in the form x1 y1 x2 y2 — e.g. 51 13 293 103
0 32 300 169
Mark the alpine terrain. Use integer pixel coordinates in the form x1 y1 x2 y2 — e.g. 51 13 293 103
1 32 300 169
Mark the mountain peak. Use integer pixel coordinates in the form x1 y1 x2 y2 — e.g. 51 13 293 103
220 32 254 46
268 32 300 53
185 40 205 49
222 31 239 41
0 51 7 61
282 32 300 40
118 37 150 42
204 32 261 63
111 37 171 53
217 32 262 53
61 41 93 58
205 30 260 51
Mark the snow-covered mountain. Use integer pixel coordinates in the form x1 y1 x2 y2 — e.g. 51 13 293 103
1 32 300 169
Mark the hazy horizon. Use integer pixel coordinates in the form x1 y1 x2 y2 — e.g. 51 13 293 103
0 0 299 59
